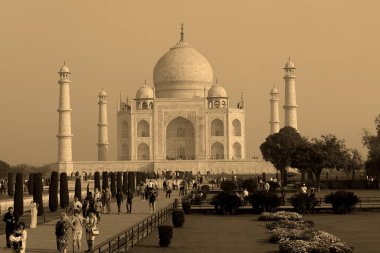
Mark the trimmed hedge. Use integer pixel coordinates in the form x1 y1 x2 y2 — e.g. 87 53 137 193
290 193 318 214
33 173 44 216
128 172 135 192
94 172 101 191
117 172 123 192
49 171 59 212
75 177 82 202
220 180 236 193
14 173 24 217
172 209 185 227
102 171 109 190
211 191 243 215
249 191 281 213
59 172 69 208
28 173 34 195
122 172 128 194
110 172 116 197
158 225 173 247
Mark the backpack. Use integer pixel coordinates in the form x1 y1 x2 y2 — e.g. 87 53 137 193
55 221 66 237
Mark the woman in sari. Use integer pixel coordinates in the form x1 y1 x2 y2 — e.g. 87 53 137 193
55 213 71 253
84 211 98 252
30 200 38 228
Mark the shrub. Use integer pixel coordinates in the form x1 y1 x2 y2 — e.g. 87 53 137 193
249 191 281 213
211 191 243 215
325 191 359 214
122 172 128 194
158 225 173 247
290 193 318 214
75 178 82 202
28 173 34 195
49 171 59 212
172 209 185 227
110 172 116 197
117 172 123 191
14 173 24 217
60 172 69 208
220 180 236 193
33 173 44 216
128 172 135 192
266 220 314 231
8 172 14 197
200 184 210 194
94 172 101 191
268 181 280 192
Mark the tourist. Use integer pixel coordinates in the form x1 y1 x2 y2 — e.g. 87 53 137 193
300 183 307 194
139 183 145 200
148 180 154 190
3 207 19 248
94 188 101 201
264 182 270 192
69 197 82 214
116 189 124 214
84 212 98 252
94 198 102 222
101 189 106 213
29 200 38 228
166 183 172 198
71 210 83 253
55 213 71 253
9 222 27 253
179 180 185 196
126 189 133 213
87 192 96 214
149 191 157 214
105 188 112 214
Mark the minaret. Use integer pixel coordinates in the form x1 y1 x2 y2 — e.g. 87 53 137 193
97 88 109 161
269 86 280 134
283 57 298 130
57 62 73 172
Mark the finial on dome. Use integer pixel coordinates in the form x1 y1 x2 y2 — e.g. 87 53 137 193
180 22 184 41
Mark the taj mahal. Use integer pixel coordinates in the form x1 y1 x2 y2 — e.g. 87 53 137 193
54 25 298 174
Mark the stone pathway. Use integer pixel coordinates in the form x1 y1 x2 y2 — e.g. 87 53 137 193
1 190 175 253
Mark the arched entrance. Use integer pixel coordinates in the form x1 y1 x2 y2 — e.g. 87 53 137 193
211 142 224 159
166 116 195 160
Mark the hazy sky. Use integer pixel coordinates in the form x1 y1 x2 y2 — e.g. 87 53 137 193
1 0 379 166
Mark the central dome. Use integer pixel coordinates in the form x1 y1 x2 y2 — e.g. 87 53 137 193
153 39 213 98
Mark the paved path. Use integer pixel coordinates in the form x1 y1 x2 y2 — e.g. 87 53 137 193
1 190 175 253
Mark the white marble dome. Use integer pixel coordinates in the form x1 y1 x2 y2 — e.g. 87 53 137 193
208 84 227 98
59 64 70 73
284 59 295 68
136 85 154 99
98 89 107 97
270 87 279 94
153 40 213 98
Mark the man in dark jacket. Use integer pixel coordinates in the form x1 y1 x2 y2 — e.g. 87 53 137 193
3 207 19 248
116 189 124 214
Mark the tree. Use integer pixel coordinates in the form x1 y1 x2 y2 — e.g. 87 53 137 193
28 173 34 195
363 114 380 188
128 172 136 192
94 171 101 191
49 171 59 212
117 172 122 192
60 172 69 208
0 160 11 178
14 173 24 217
346 149 364 180
75 177 82 202
8 172 14 197
110 172 116 197
33 173 44 216
291 139 313 182
260 126 305 186
123 172 128 193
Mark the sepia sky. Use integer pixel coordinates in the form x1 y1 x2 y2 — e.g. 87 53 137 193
1 0 379 166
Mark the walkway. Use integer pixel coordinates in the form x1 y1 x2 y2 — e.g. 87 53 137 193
1 190 175 253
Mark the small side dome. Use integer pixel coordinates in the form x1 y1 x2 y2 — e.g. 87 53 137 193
59 63 70 73
98 89 107 97
136 85 154 99
284 58 295 69
208 84 227 98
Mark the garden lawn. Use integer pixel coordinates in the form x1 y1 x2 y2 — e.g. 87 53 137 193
304 212 380 253
129 214 278 253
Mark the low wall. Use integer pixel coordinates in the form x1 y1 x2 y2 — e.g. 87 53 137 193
63 159 277 174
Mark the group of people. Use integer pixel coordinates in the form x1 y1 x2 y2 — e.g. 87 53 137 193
55 210 98 253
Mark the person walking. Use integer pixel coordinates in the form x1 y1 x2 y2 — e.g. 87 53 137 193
149 191 157 214
166 183 172 198
71 210 83 253
69 196 83 214
126 189 133 213
55 213 71 253
94 198 102 223
105 188 112 214
116 189 124 214
84 212 98 252
3 207 19 248
30 200 38 228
